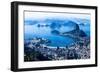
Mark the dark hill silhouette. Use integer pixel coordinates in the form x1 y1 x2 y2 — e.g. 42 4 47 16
50 20 87 38
60 22 87 39
63 21 79 31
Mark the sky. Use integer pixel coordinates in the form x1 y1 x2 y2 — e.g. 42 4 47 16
24 11 91 20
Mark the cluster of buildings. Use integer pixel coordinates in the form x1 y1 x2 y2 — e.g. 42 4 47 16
24 37 90 61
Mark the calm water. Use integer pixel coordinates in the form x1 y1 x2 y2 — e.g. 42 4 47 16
24 22 90 47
